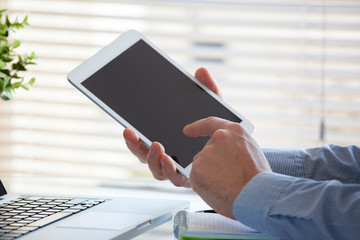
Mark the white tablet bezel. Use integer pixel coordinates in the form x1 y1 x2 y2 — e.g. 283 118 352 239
68 30 254 178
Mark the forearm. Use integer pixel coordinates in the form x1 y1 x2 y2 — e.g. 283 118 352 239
263 148 305 178
264 144 360 183
233 172 360 240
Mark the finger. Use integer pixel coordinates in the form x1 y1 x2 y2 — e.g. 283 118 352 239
160 154 191 188
123 128 149 163
147 142 167 180
183 117 232 138
195 68 222 98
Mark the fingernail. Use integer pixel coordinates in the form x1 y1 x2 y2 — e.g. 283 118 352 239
160 158 166 168
149 145 156 156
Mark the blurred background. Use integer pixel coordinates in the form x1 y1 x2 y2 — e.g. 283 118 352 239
0 0 359 196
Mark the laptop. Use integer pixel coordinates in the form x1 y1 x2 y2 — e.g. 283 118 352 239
0 180 189 240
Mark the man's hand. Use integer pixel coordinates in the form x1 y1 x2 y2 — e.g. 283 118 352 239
123 68 221 188
183 117 272 219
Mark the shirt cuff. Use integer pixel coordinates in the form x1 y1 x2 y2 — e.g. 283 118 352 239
233 171 295 234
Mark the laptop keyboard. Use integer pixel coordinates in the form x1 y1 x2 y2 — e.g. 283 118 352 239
0 195 107 240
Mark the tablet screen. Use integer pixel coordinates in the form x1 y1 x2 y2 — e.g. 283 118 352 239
82 39 242 168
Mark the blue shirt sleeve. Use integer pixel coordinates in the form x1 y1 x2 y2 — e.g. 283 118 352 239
233 145 360 239
264 144 360 183
233 172 360 240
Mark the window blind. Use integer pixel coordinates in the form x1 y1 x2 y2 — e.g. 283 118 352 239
1 0 359 193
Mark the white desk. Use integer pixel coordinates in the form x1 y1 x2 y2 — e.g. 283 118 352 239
92 180 210 240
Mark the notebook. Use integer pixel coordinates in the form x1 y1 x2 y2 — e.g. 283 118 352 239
0 180 189 240
173 211 274 240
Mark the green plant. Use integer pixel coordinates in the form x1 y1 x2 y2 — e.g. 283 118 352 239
0 9 36 101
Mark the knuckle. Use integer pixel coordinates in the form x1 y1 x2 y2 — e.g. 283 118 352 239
192 153 203 169
212 129 229 142
205 116 217 124
138 157 147 164
190 167 199 181
189 174 199 190
193 152 201 162
125 142 136 152
173 178 185 187
173 181 181 187
207 116 218 121
146 151 157 164
227 122 245 133
191 183 199 193
153 173 166 181
189 177 202 194
189 159 203 188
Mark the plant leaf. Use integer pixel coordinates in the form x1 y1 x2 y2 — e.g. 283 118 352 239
21 84 29 90
0 69 10 76
12 62 27 71
2 57 13 62
12 39 21 48
22 16 29 25
2 46 10 54
28 52 37 60
11 81 22 89
0 78 3 92
0 88 12 100
0 25 7 36
0 60 5 68
1 73 9 87
29 77 35 85
5 15 11 27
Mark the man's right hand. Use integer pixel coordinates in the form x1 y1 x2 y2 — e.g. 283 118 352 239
122 67 222 188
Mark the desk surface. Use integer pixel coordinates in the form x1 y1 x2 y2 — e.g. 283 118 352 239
92 183 210 240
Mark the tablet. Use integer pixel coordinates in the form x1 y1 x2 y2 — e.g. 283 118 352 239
68 30 254 178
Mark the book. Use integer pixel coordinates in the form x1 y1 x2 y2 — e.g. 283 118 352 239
173 210 274 240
